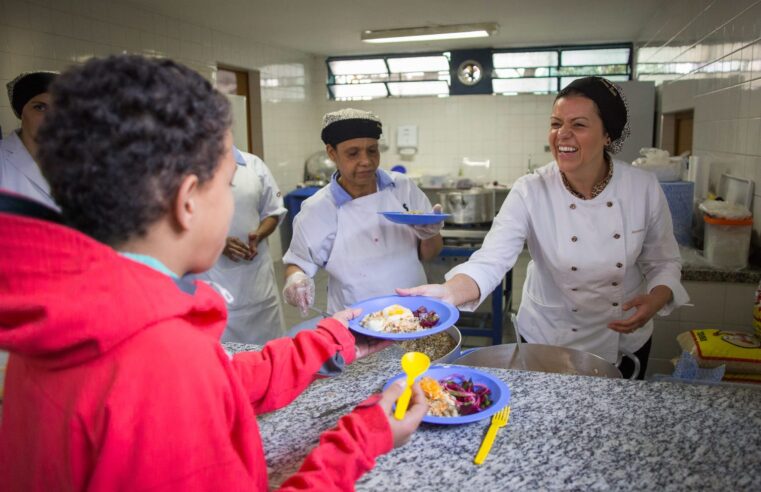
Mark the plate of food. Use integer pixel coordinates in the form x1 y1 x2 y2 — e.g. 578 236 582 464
383 365 510 425
348 295 459 341
378 211 451 225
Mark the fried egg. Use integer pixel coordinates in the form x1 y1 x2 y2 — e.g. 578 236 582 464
382 304 413 322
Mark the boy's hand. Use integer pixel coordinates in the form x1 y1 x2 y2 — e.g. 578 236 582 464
377 380 428 448
331 309 393 358
223 237 252 262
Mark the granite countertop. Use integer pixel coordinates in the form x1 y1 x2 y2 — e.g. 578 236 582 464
225 343 761 491
680 246 761 283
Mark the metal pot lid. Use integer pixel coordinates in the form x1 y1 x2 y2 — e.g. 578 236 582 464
453 343 622 379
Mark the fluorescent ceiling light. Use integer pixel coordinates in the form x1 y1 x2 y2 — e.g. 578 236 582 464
362 23 497 44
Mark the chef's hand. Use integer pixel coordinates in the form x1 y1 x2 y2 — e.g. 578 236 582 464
283 271 315 316
396 283 456 305
411 203 444 240
377 380 428 448
608 286 673 333
246 232 259 261
223 237 252 262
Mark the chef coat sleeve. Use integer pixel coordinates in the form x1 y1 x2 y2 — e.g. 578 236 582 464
445 184 529 311
251 155 287 223
277 395 393 491
282 198 336 278
231 317 357 414
637 175 690 315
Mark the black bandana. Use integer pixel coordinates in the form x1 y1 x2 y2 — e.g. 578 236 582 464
320 108 382 147
558 76 629 144
6 71 58 118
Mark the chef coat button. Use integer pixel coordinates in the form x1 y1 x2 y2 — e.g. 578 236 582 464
613 233 621 239
570 203 577 209
572 328 578 332
572 308 578 313
571 235 578 242
612 302 619 307
571 266 578 271
607 201 613 207
571 287 578 291
616 262 623 268
612 281 619 286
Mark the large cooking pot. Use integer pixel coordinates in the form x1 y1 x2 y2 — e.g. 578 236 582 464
438 188 495 224
453 343 622 379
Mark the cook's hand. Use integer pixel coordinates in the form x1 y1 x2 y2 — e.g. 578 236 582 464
396 283 455 305
223 237 252 262
283 271 315 316
246 232 259 260
608 287 671 333
412 203 444 240
377 380 428 448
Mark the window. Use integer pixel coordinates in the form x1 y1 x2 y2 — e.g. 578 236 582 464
327 53 451 100
492 45 632 95
325 44 633 99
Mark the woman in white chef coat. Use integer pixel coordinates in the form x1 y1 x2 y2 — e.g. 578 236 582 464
282 108 444 315
193 147 287 344
400 77 689 379
0 71 59 210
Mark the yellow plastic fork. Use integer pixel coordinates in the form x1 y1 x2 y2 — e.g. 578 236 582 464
474 406 511 465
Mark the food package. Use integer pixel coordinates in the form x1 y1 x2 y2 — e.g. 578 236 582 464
632 147 685 182
676 329 761 374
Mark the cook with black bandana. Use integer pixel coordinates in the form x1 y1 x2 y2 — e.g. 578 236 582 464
399 77 689 379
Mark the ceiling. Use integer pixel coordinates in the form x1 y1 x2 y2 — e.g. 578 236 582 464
126 0 664 57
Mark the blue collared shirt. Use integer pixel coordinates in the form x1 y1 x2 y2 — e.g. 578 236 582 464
328 169 395 207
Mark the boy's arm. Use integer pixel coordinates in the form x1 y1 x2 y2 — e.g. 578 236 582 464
276 396 393 491
231 318 356 414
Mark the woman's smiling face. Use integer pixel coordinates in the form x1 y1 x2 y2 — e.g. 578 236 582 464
549 95 609 175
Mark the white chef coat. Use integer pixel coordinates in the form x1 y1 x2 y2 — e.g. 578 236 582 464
283 169 430 313
447 160 689 363
0 130 59 210
194 151 287 344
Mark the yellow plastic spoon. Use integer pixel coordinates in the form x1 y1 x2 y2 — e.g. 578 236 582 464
394 351 431 420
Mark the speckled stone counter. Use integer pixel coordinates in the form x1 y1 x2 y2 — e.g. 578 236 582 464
681 246 761 283
225 342 761 491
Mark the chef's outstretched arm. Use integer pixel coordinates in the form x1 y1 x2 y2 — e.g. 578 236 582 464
607 285 673 333
396 273 481 307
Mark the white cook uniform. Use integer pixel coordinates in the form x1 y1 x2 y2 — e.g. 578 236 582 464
447 160 689 363
194 151 287 344
0 130 59 210
283 169 430 314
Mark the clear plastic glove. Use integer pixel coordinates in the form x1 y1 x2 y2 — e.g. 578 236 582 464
283 271 315 317
412 203 444 240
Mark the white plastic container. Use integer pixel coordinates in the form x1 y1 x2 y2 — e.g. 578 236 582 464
703 214 752 270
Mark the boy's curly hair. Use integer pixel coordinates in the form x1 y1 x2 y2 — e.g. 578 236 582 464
37 55 231 246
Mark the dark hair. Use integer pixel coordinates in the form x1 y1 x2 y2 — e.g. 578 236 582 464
37 55 231 246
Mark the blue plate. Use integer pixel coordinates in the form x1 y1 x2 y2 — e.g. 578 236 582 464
348 295 459 341
379 211 451 225
383 365 510 425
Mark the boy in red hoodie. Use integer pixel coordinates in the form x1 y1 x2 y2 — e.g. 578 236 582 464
0 55 428 491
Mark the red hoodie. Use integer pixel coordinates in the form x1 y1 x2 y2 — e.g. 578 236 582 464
0 211 393 491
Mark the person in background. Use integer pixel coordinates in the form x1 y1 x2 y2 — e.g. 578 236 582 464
400 77 689 379
0 71 59 209
282 108 444 315
192 146 287 344
0 54 427 490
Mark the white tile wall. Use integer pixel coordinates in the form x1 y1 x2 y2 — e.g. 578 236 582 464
638 0 761 232
311 65 555 187
0 0 324 260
